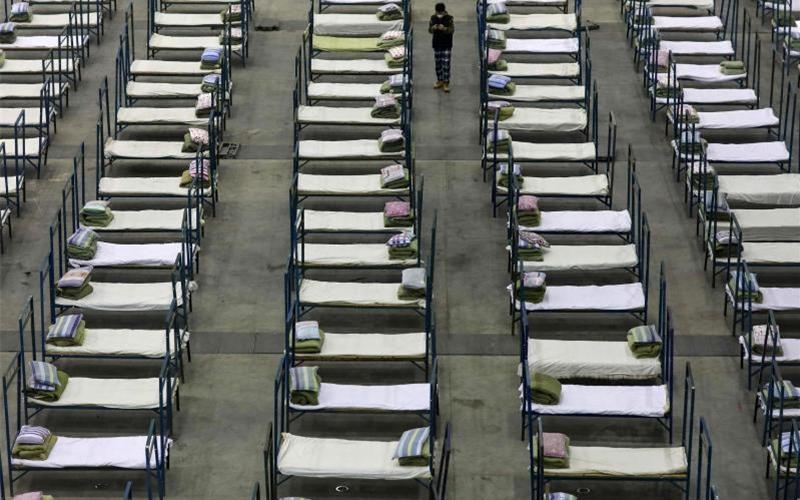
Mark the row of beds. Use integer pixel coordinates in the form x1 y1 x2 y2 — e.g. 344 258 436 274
623 0 800 496
477 0 724 497
0 0 250 497
253 1 456 499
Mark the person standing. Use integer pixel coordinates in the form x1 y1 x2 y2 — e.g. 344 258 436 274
429 3 454 92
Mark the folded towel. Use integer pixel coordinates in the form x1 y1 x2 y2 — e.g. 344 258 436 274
12 433 57 461
393 427 430 466
46 313 85 344
79 200 114 227
201 74 221 93
729 270 762 302
377 2 403 20
487 100 514 120
627 324 662 358
719 60 745 75
752 323 782 356
289 366 321 405
497 162 521 188
378 129 405 152
380 164 409 189
530 372 561 405
533 432 570 468
66 227 98 260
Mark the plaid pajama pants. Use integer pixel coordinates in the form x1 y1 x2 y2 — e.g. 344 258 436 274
434 49 451 83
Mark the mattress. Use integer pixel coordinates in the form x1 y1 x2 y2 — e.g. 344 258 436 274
297 332 426 360
69 242 187 268
727 286 800 312
496 107 587 132
647 0 713 7
84 209 186 232
680 88 757 105
130 60 220 77
672 64 745 83
512 174 608 196
499 84 585 103
493 141 595 161
0 35 86 51
529 384 668 417
696 108 779 130
126 82 205 99
739 242 800 265
298 173 407 195
488 13 577 31
46 328 188 358
652 16 723 31
0 83 66 99
297 243 416 267
99 177 212 197
718 174 800 207
21 12 100 28
504 37 579 54
519 244 638 271
104 139 196 160
0 58 76 74
307 82 384 100
299 139 404 160
54 281 186 312
289 382 429 411
311 58 400 75
313 14 403 36
299 279 425 308
278 433 431 479
527 338 661 380
0 137 43 158
0 107 46 127
29 377 170 410
302 209 404 232
116 107 209 127
153 12 230 27
297 106 399 125
729 208 800 241
525 210 632 233
706 142 790 163
491 62 580 78
148 34 241 52
513 283 646 312
12 436 170 470
544 446 687 477
659 40 733 56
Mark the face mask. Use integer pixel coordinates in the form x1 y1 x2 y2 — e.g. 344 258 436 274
436 13 444 17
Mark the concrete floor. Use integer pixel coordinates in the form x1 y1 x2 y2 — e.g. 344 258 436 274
0 0 797 497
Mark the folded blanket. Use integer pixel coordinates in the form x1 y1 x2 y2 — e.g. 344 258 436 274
0 22 16 44
729 270 762 302
546 494 577 500
10 2 32 22
719 60 745 75
0 49 5 67
379 129 405 152
377 3 403 20
79 200 114 227
533 432 570 468
294 321 325 353
486 28 506 50
787 35 800 51
385 200 410 217
398 267 426 299
486 2 510 23
627 324 662 358
497 162 521 188
752 323 782 356
380 164 409 189
182 127 210 153
518 231 549 261
194 92 214 117
26 370 69 402
380 73 407 94
384 46 406 68
200 47 223 70
487 100 514 121
66 227 97 260
712 230 738 257
486 129 510 152
289 366 321 405
372 94 400 119
13 492 54 500
530 372 561 405
378 30 405 48
517 271 546 303
56 266 93 300
384 210 414 228
517 195 540 226
394 427 430 466
201 74 221 93
220 27 243 45
763 380 800 408
13 433 57 461
773 433 800 467
387 231 417 259
220 4 242 22
677 104 699 124
46 313 85 346
774 12 797 27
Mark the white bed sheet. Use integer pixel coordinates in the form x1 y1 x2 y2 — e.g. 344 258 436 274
519 244 638 271
12 436 170 470
290 382 429 411
496 107 587 132
154 12 230 27
673 64 745 82
117 107 208 127
307 82 383 100
653 16 722 30
313 14 403 36
311 58 400 75
0 35 86 50
300 332 426 359
0 108 46 127
527 339 661 380
489 13 577 31
278 433 430 480
730 208 800 241
22 12 100 28
126 82 205 99
104 139 196 160
499 84 585 102
0 58 76 74
659 40 733 56
504 37 579 54
648 0 713 7
297 106 398 125
493 141 595 161
681 88 757 104
511 174 608 196
523 210 632 233
0 137 43 157
529 384 668 416
300 279 425 308
99 177 211 198
718 174 800 207
512 283 645 311
696 108 778 129
46 328 188 358
298 243 416 267
298 173 406 195
739 242 800 264
727 286 800 311
1 175 23 195
706 142 790 163
69 242 187 268
299 139 404 159
491 62 579 78
740 336 800 363
55 281 186 312
302 210 405 232
545 446 687 477
0 83 66 100
29 377 169 409
148 34 241 52
84 210 186 232
130 60 220 76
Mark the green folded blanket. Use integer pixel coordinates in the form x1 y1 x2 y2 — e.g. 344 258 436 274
377 37 404 49
56 282 93 300
487 13 510 23
530 372 561 405
290 390 319 405
729 276 762 303
200 60 221 70
497 173 521 188
787 36 800 51
518 247 544 261
380 81 400 93
488 82 516 96
384 211 414 227
397 285 425 300
762 382 800 408
384 51 406 68
533 435 570 468
0 33 17 44
719 60 745 75
679 140 706 156
27 371 69 402
13 434 58 460
398 440 429 466
516 280 546 303
772 437 800 467
67 241 97 260
389 239 418 260
46 322 86 347
655 87 680 98
517 211 541 227
294 329 325 353
489 105 515 121
378 138 405 153
0 50 5 67
371 104 400 119
487 138 510 153
10 12 32 22
221 9 242 22
487 38 506 50
79 212 113 227
180 170 211 189
627 325 662 358
182 132 203 153
774 12 796 26
488 59 508 71
220 33 243 45
313 35 380 52
377 10 403 21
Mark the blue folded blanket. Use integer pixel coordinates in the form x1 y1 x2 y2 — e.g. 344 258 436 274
488 74 511 89
201 47 223 63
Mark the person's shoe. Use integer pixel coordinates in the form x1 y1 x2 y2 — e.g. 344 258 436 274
443 84 450 93
433 81 444 89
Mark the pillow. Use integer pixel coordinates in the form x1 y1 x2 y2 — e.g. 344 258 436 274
401 267 426 290
14 425 50 446
296 321 321 341
289 366 320 392
393 427 430 459
189 127 210 146
522 271 546 289
66 227 97 248
519 231 549 248
57 266 92 289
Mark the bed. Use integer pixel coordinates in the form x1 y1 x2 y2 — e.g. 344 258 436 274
492 84 585 103
306 82 385 101
82 209 187 233
516 244 638 271
667 64 746 83
296 243 417 268
297 106 400 126
0 137 45 159
147 34 242 53
499 174 608 196
504 37 579 54
652 15 723 31
103 139 199 161
298 139 405 160
725 285 800 312
674 108 778 130
520 210 632 234
125 82 206 100
512 283 645 312
489 62 580 79
13 13 101 29
312 13 403 36
0 108 49 128
27 377 175 410
11 435 170 470
297 173 408 196
54 281 188 312
68 242 191 268
526 338 662 380
488 13 578 31
717 174 800 207
658 40 734 56
727 208 800 241
490 141 596 162
299 279 425 309
0 58 78 75
300 209 409 233
115 107 210 127
46 327 189 359
0 83 68 101
98 177 213 198
493 107 587 132
705 141 790 163
153 12 237 28
310 58 403 75
129 60 221 77
292 332 427 361
528 384 669 417
0 35 87 52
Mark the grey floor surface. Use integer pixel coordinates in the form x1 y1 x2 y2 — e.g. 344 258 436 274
0 0 797 497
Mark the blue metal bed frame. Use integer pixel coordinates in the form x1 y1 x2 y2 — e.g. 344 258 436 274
529 360 698 500
743 310 791 390
725 259 800 336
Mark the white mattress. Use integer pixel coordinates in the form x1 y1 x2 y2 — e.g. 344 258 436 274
504 37 579 54
696 108 779 130
130 60 220 76
529 384 668 417
311 58 400 75
500 84 584 102
493 141 595 161
728 286 800 312
739 242 800 264
0 35 85 50
1 175 23 194
513 283 646 312
299 279 425 308
525 210 632 233
527 339 661 380
0 137 42 158
29 377 170 410
297 106 399 125
126 82 205 99
544 446 686 477
299 332 426 360
0 108 46 127
706 142 790 163
21 12 100 28
149 34 241 52
313 14 403 36
648 0 713 7
85 210 186 232
307 82 383 100
730 208 800 241
298 243 416 267
659 40 733 55
718 174 800 207
298 173 406 195
104 139 196 160
99 177 211 197
12 436 170 470
0 82 66 99
290 382 429 411
153 12 230 27
511 174 608 196
0 58 76 74
278 433 430 480
321 0 393 3
491 62 580 78
496 108 586 132
519 244 638 271
672 64 745 82
681 88 757 105
302 210 405 232
46 328 187 358
489 13 577 31
653 16 723 31
299 139 404 160
117 107 208 127
55 281 186 311
69 242 187 268
740 336 800 363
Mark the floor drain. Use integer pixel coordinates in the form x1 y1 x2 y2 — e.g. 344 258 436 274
219 142 240 159
334 484 350 493
577 487 591 494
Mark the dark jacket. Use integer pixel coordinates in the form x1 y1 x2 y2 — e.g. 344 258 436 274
429 13 454 50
